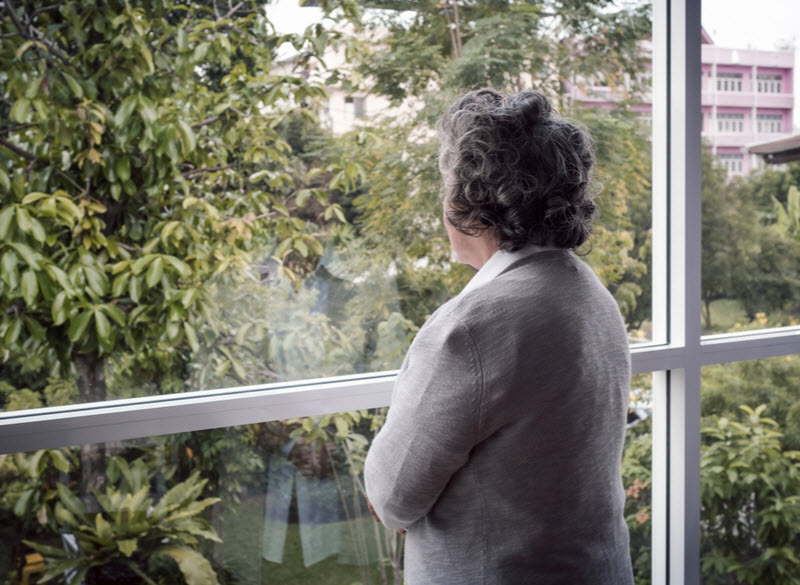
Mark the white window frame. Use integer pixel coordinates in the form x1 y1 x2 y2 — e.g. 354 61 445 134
1 2 799 585
757 74 783 93
717 112 744 133
757 113 782 133
716 72 742 92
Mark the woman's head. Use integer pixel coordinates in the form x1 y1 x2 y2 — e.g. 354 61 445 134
438 89 597 251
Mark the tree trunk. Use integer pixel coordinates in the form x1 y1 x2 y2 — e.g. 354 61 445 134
703 299 713 331
75 351 107 502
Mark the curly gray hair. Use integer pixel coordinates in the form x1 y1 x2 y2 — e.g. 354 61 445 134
438 89 598 251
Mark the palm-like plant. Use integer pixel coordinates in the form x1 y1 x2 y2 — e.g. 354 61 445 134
25 456 221 585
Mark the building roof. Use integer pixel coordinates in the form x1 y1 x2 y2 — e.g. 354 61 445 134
747 134 800 164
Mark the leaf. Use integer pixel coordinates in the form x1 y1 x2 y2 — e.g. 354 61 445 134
67 310 93 342
176 120 197 154
115 157 131 182
21 269 38 305
115 96 138 127
118 538 138 557
11 242 43 269
94 309 111 342
95 513 113 542
22 539 69 558
184 322 199 353
61 72 84 98
57 483 87 518
1 250 18 287
10 98 30 123
102 304 127 326
155 547 219 585
0 168 10 192
0 206 14 240
51 290 69 325
248 170 269 183
146 256 164 287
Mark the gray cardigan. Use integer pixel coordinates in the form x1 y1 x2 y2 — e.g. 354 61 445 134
364 250 633 585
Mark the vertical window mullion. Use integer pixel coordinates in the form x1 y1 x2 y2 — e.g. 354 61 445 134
670 0 703 584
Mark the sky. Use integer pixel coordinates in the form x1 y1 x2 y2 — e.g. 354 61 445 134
266 0 800 127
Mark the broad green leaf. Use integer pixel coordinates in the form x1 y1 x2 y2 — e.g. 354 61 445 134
84 266 109 297
51 290 69 325
146 256 164 287
61 72 84 98
0 206 13 239
57 482 87 517
95 514 113 542
10 98 30 123
118 538 138 558
16 206 32 232
21 269 38 305
94 308 111 341
115 157 131 182
102 304 127 326
115 96 138 127
10 242 43 269
155 547 219 585
0 168 11 192
184 322 199 353
23 316 46 341
176 120 197 154
1 251 18 287
67 310 93 342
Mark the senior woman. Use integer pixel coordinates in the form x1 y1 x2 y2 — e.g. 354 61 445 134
363 89 633 585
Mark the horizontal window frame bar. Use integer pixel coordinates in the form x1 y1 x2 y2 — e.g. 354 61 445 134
1 328 798 455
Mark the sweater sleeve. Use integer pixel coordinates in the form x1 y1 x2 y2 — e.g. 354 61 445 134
364 313 482 530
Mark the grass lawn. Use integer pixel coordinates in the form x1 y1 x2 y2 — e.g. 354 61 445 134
217 494 394 585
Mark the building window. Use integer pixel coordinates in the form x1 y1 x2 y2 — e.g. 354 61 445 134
756 113 782 133
718 153 743 173
716 72 743 92
717 113 744 133
756 74 782 93
344 96 366 119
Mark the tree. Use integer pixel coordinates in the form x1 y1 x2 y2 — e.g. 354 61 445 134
0 0 358 494
701 405 800 585
701 151 800 330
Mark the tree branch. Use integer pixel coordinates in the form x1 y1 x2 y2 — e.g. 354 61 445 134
0 137 37 161
6 0 75 70
181 164 233 178
1 123 39 136
192 114 223 129
0 138 86 194
219 2 244 21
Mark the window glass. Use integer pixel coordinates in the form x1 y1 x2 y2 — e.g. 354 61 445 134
701 357 800 583
700 0 800 334
0 0 654 412
1 371 653 583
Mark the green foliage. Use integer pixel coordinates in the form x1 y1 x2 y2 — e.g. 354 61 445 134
0 0 358 403
0 449 76 538
701 406 800 585
24 456 221 585
701 151 800 329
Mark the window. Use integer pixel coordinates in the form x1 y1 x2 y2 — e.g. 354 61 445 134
756 113 782 133
717 153 743 173
757 73 783 93
716 72 743 92
716 113 744 133
344 96 367 120
2 3 800 585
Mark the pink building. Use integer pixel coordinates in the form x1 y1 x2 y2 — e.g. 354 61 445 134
702 28 794 174
570 28 795 176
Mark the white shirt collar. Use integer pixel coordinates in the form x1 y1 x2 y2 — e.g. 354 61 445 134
459 243 555 298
